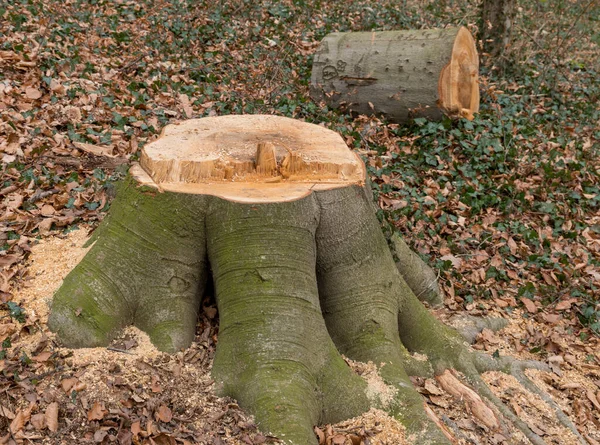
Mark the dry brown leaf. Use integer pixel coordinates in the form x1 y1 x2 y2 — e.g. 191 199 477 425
131 420 142 436
440 254 462 269
507 237 518 255
61 377 77 392
587 389 600 411
331 434 346 445
555 300 574 311
87 401 107 421
521 297 538 313
45 402 59 432
314 426 325 445
151 375 162 393
73 141 115 157
0 405 15 420
429 394 450 408
25 87 42 100
37 218 55 235
155 405 172 423
49 79 65 95
152 433 176 445
40 204 55 216
30 413 45 430
32 351 52 362
9 408 30 434
423 379 444 395
179 94 193 118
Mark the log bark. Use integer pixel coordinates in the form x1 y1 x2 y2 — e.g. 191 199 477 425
48 116 559 445
310 27 479 123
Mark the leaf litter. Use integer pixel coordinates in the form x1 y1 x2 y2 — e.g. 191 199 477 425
1 0 599 443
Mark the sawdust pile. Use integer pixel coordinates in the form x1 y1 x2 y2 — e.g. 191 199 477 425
344 357 398 409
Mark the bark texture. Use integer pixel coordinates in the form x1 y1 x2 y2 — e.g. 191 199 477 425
310 27 479 123
49 175 566 445
480 0 517 65
48 178 208 352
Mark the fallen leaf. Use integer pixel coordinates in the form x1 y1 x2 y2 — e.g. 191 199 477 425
331 434 346 445
151 433 176 445
45 402 59 432
521 297 537 313
155 405 172 423
587 389 600 411
555 300 573 311
131 420 142 436
253 434 267 444
33 351 52 362
548 355 564 375
87 401 107 421
73 142 115 157
25 87 42 100
37 218 55 235
314 426 325 445
40 204 55 216
441 254 463 269
61 378 78 392
423 379 444 395
507 237 518 255
30 413 45 430
10 408 30 434
0 405 15 420
94 429 108 442
117 430 132 445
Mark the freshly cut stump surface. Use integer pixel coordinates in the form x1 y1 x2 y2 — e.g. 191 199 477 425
49 115 566 445
310 27 480 122
132 114 365 202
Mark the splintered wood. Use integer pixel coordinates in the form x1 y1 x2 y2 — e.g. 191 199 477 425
132 115 366 203
438 27 480 120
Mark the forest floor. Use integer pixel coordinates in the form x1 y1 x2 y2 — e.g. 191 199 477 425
1 0 599 444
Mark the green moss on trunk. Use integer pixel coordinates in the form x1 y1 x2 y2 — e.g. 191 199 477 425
206 195 369 444
49 176 208 352
50 175 515 445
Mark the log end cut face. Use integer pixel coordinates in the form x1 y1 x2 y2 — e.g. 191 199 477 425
133 115 365 203
438 27 480 120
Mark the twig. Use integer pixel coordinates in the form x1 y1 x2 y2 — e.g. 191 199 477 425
106 347 134 355
27 188 60 204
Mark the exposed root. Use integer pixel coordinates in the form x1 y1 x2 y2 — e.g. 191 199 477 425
423 403 456 443
48 177 587 445
512 367 588 443
390 232 442 307
436 370 499 430
448 315 509 344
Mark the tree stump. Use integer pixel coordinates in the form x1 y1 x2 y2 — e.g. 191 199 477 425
49 116 577 445
310 27 480 122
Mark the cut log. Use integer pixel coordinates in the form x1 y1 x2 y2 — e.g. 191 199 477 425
310 27 480 123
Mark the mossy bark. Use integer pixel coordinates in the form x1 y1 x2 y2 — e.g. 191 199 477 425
48 177 208 352
49 175 506 445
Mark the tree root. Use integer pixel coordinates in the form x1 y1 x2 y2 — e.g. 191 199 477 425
315 186 587 445
48 178 585 445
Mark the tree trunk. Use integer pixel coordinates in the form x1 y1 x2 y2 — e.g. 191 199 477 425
480 0 517 66
49 116 570 445
310 27 479 123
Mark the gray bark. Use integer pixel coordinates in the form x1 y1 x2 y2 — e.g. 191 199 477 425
311 27 469 123
481 0 517 66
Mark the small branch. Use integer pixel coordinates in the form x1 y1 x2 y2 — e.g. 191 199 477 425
28 188 60 204
106 347 134 355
